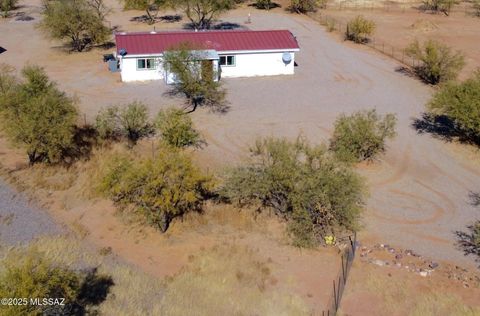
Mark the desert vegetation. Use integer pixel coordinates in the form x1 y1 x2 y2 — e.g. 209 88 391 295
421 0 456 16
407 39 465 85
330 109 397 163
40 0 111 51
122 0 169 24
288 0 324 13
163 45 228 112
221 137 366 247
95 102 153 146
155 107 202 148
0 0 18 17
97 147 214 232
345 15 376 43
427 71 480 142
0 64 78 165
170 0 236 30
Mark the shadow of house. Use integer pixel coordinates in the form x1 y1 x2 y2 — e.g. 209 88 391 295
411 113 480 146
0 47 6 54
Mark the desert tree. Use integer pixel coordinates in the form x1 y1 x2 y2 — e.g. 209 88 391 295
288 0 324 13
171 0 235 30
0 0 19 17
40 0 111 52
406 39 465 84
155 107 202 148
421 0 456 15
98 148 214 232
122 0 169 24
345 15 376 43
95 101 153 146
330 109 397 163
427 71 480 142
163 44 228 112
221 137 365 247
0 64 78 165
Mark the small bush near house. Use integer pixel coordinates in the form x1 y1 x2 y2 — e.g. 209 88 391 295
345 15 376 43
0 64 78 165
288 0 324 13
40 0 111 52
0 0 18 17
155 107 202 148
0 246 111 315
427 72 480 142
330 109 397 163
406 39 465 84
421 0 456 15
95 101 153 146
98 147 214 232
221 137 365 247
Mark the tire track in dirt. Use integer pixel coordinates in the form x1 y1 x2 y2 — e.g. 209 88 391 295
371 144 411 187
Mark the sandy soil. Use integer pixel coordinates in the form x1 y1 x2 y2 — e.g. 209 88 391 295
317 3 480 79
1 0 480 309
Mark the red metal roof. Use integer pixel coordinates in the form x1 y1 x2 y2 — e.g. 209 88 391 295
115 30 300 55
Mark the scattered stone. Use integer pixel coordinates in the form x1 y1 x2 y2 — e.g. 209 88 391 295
395 262 402 268
395 254 403 260
373 259 385 267
388 248 395 253
429 262 439 269
419 271 428 277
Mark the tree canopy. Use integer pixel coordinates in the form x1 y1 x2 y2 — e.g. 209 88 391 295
0 64 78 165
171 0 235 30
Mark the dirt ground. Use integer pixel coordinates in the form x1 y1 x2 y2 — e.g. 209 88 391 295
1 0 480 313
317 2 480 80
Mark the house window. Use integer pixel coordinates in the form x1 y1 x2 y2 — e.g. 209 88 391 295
137 58 156 70
219 55 235 66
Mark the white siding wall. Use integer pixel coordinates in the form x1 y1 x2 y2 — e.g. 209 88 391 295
219 52 295 78
119 51 296 82
120 56 164 82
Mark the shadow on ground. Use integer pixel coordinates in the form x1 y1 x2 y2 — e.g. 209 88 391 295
130 14 182 24
411 113 480 146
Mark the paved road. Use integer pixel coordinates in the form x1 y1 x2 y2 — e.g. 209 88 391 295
0 179 64 246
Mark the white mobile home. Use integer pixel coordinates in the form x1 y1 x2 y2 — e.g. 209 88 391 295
114 29 300 83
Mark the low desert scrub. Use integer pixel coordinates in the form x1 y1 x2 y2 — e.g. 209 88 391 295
345 15 376 43
95 101 153 146
96 145 214 232
421 0 456 15
0 237 165 315
155 107 202 148
474 0 480 17
221 137 366 247
159 243 310 315
0 0 18 17
428 71 480 142
329 109 397 163
288 0 325 13
406 39 465 84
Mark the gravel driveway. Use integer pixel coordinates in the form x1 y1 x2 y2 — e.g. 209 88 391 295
0 179 64 246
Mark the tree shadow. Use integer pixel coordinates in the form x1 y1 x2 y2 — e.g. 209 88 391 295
130 14 182 24
454 223 480 265
248 1 281 10
0 47 6 54
395 66 417 79
469 191 480 207
182 21 246 30
62 125 98 165
411 113 480 145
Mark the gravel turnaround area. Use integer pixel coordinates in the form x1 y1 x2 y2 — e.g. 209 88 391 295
0 179 64 246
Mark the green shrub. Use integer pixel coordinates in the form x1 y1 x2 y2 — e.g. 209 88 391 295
345 15 376 43
99 147 214 232
254 0 275 9
428 72 480 141
40 0 110 52
406 39 465 84
0 247 83 315
221 137 365 246
95 101 153 146
288 0 324 13
0 64 78 165
330 109 397 163
0 0 18 17
155 107 202 148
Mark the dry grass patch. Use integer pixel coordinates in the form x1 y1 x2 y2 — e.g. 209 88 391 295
160 243 311 316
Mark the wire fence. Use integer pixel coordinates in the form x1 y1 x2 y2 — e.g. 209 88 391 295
310 13 424 70
322 232 358 316
321 1 479 16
